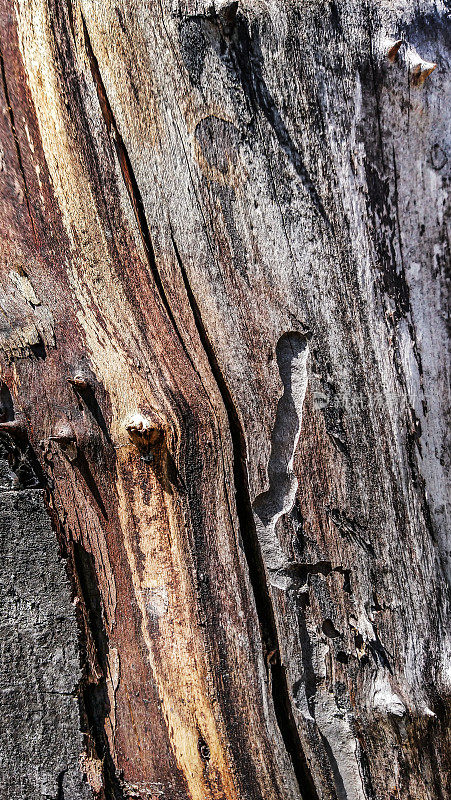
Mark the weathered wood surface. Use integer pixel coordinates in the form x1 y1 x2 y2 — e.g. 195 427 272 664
0 1 449 798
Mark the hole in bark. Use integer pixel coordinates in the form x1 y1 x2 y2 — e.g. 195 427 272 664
354 632 364 649
253 333 309 579
342 569 352 594
322 619 341 638
336 651 349 664
29 333 47 360
198 735 211 762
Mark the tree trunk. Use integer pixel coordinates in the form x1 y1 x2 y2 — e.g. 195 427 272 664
0 1 449 798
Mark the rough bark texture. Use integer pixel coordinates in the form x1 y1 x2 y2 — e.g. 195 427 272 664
0 1 449 799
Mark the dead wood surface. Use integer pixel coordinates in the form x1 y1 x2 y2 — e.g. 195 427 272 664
0 1 449 799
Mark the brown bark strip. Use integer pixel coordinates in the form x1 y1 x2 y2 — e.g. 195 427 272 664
0 36 37 245
80 17 168 322
80 12 215 401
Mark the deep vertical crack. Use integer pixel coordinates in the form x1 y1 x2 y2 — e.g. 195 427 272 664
82 15 318 800
81 17 178 336
72 541 126 800
43 488 124 800
171 235 319 800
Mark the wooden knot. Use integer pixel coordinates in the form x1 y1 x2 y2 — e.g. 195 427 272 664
67 372 91 391
409 54 437 86
50 419 78 461
381 35 437 86
384 38 403 62
124 413 164 458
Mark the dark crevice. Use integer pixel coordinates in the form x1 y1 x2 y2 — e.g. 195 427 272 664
391 146 404 273
198 732 211 763
41 488 124 800
171 234 319 800
71 381 113 445
65 0 75 42
356 737 376 800
72 450 109 519
170 232 277 655
0 37 38 245
322 619 341 639
81 15 214 392
319 733 348 800
72 542 126 800
82 17 318 799
81 18 181 344
329 508 375 555
0 382 14 423
56 769 65 800
367 625 393 673
29 333 47 360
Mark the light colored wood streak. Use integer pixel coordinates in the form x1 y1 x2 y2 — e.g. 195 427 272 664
116 445 238 800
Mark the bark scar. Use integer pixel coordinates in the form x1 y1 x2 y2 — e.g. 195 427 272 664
253 332 309 589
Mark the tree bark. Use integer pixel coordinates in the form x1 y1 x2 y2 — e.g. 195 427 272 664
0 1 449 798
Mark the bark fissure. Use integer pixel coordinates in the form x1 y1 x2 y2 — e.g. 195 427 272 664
56 769 66 800
81 14 225 407
171 233 319 800
72 540 126 800
81 18 178 336
43 488 123 800
82 17 318 796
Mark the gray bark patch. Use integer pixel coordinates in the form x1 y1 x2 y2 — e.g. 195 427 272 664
0 488 91 799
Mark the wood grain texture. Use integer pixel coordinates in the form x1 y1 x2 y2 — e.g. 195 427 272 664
0 1 449 798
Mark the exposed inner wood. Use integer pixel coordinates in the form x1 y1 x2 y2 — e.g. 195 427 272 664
0 1 449 799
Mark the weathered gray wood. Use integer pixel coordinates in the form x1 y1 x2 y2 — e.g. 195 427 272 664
0 441 90 798
0 0 449 798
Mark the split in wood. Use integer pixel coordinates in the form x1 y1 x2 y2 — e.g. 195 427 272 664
382 35 437 86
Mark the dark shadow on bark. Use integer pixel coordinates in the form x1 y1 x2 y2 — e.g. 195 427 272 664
73 541 125 800
73 450 109 520
74 383 113 445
